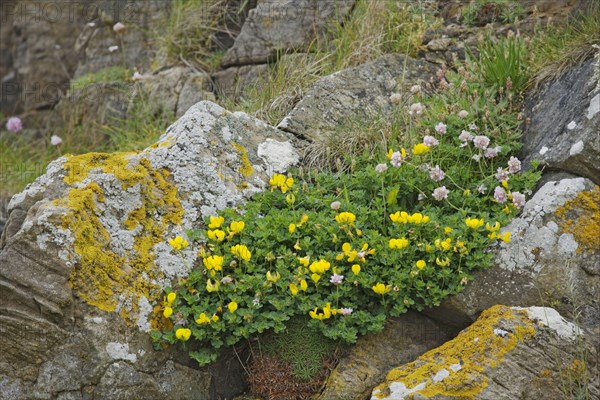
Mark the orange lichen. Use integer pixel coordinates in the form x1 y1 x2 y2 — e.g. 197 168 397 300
373 305 536 399
57 152 185 323
555 186 600 253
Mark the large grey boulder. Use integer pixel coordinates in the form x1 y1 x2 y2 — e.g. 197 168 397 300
521 57 600 184
425 177 600 345
0 101 301 399
372 305 599 400
316 313 453 400
221 0 355 67
277 54 436 141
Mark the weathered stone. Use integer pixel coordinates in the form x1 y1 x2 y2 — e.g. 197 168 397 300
221 0 356 67
425 178 600 345
316 312 454 400
11 0 90 111
73 1 171 78
372 305 599 400
278 53 436 141
139 66 215 118
212 64 270 99
426 38 452 51
0 101 302 399
521 57 600 184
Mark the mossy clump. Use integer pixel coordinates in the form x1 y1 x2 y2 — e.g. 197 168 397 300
57 152 184 321
372 305 536 399
555 186 600 253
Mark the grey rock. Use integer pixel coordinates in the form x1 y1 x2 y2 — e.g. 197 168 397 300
11 0 90 111
0 101 302 399
73 1 171 78
426 38 452 51
221 0 355 67
212 64 270 99
316 312 453 400
139 66 215 118
278 53 436 141
372 305 599 400
521 57 600 184
425 178 600 345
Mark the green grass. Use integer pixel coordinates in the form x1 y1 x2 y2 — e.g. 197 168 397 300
69 66 131 90
461 0 525 26
527 3 600 88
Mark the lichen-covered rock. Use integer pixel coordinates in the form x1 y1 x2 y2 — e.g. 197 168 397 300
221 0 356 67
521 57 600 184
372 305 599 400
425 178 600 345
277 54 436 141
316 312 453 400
0 101 301 399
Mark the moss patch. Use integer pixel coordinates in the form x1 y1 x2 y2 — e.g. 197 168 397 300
57 152 184 321
555 186 600 253
373 305 536 399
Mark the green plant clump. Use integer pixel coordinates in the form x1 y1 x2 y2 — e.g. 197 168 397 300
151 53 541 366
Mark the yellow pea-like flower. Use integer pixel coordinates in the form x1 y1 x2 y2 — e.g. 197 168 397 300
351 264 361 275
228 301 238 313
208 216 224 229
167 292 176 304
372 283 391 295
416 260 426 269
289 283 299 296
163 307 173 318
299 279 308 291
175 328 191 341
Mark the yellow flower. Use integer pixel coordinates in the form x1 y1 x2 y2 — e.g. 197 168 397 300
412 143 430 155
207 229 225 242
231 244 251 261
211 314 219 322
300 279 308 291
335 212 356 226
266 271 281 282
269 173 294 193
499 232 511 243
228 301 238 313
351 264 361 275
206 279 220 293
356 229 363 236
372 283 391 295
299 214 309 226
208 216 224 229
486 221 501 232
339 242 359 262
229 221 245 234
289 223 296 234
163 307 173 318
390 211 409 223
389 238 409 250
436 257 450 267
465 217 484 229
444 227 453 235
168 236 188 250
294 240 302 251
167 292 176 304
298 256 310 267
463 189 471 197
175 328 191 341
203 255 224 272
441 238 452 251
311 273 321 283
195 313 211 325
416 260 426 269
286 193 296 205
289 283 299 296
309 259 331 274
501 180 509 189
309 304 332 320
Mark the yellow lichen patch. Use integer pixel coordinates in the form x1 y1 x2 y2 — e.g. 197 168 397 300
58 153 185 323
232 142 254 177
555 186 600 253
373 305 536 399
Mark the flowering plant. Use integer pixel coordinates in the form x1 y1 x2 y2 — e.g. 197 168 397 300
151 59 541 367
